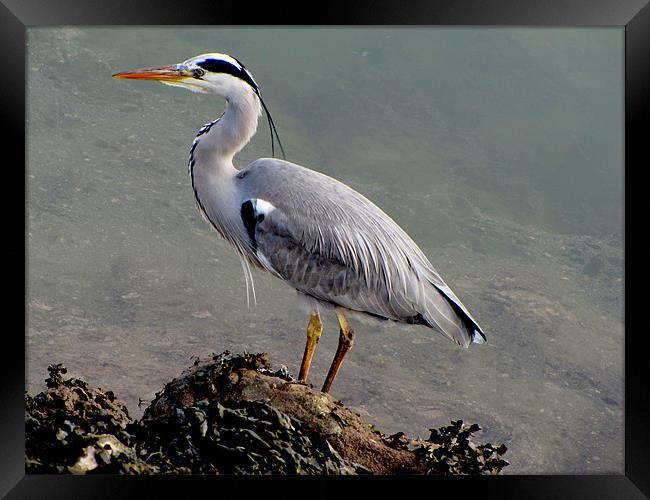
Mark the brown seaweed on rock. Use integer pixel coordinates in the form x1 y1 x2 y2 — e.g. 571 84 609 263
25 352 509 475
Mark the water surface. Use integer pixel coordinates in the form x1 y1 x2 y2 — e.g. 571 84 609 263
27 27 624 474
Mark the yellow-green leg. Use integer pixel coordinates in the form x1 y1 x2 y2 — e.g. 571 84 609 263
322 311 355 393
298 312 323 383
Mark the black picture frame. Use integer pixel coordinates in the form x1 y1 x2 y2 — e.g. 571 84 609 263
3 0 648 498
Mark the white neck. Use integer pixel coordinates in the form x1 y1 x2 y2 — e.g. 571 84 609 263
188 84 262 254
194 86 262 175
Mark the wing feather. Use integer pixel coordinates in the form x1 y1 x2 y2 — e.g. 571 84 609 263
240 158 485 346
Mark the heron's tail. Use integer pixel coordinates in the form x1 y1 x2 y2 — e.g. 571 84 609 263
418 280 486 348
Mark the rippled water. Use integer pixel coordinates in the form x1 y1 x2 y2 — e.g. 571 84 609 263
26 27 624 474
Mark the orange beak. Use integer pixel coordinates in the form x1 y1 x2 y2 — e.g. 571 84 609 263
112 65 189 82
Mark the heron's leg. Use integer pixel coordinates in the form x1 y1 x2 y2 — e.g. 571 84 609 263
322 311 355 393
298 312 323 383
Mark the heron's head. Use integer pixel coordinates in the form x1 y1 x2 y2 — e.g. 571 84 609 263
113 52 285 158
112 52 260 98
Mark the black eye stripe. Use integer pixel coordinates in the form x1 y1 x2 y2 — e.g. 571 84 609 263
196 58 258 92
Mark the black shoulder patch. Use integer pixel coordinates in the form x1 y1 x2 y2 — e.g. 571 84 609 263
240 200 258 250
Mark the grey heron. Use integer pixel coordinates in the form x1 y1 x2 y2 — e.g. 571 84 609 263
113 52 486 393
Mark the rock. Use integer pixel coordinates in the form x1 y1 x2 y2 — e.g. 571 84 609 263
25 353 509 475
25 363 155 474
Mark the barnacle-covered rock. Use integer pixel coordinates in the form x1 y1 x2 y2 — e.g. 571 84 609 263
137 353 356 474
25 353 509 475
137 399 361 474
140 351 422 473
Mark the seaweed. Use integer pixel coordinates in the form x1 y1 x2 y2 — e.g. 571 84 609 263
417 420 509 475
25 363 154 474
25 353 508 475
137 399 360 474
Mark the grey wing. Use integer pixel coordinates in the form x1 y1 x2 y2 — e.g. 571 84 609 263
241 159 485 347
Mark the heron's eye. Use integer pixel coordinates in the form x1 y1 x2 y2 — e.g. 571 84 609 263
194 68 205 78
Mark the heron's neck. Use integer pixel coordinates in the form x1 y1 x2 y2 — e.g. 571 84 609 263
197 88 262 172
189 89 261 241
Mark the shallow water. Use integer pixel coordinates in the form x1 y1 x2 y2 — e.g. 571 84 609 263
26 27 624 474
